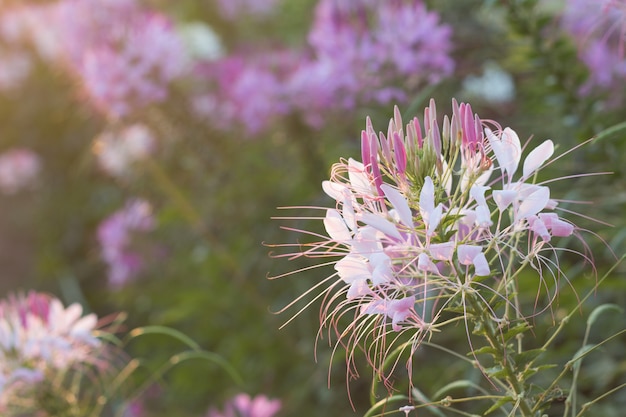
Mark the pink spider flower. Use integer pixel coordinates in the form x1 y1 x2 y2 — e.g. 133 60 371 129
206 393 281 417
0 291 101 411
271 99 591 390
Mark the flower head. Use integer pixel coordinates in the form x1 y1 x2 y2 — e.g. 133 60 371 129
271 99 588 389
0 291 101 411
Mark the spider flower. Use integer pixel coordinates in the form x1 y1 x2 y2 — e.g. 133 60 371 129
0 292 100 411
271 99 586 384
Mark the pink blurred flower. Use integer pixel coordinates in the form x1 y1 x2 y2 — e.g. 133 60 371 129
0 0 188 119
207 394 281 417
0 148 41 194
97 199 156 288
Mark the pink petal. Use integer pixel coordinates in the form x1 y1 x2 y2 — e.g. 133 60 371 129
418 252 438 273
528 215 551 242
457 244 482 265
429 242 455 260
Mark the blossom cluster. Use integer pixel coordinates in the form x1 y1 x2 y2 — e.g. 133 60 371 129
193 0 454 132
276 99 580 378
0 0 187 118
97 199 156 288
0 292 100 412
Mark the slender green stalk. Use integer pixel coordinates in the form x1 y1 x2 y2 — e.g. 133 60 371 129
464 290 535 417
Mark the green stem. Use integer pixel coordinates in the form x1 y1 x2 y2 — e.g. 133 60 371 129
465 290 535 417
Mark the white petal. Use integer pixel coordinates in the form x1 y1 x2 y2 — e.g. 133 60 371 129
470 185 490 206
335 255 370 284
523 140 554 178
516 186 550 220
419 176 435 214
381 184 413 228
359 213 402 240
324 209 352 242
486 127 521 179
322 180 346 201
493 190 517 212
472 252 490 276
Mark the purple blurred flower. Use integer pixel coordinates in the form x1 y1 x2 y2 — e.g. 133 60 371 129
192 51 296 135
287 0 454 127
561 0 626 95
207 394 281 417
97 199 156 288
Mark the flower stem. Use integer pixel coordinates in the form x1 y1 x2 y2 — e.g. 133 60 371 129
465 290 536 417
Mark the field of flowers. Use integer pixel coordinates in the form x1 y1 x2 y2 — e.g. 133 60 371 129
0 1 624 416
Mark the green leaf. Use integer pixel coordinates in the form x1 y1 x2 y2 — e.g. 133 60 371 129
471 345 498 357
484 395 514 415
433 380 486 400
363 395 410 417
503 322 531 342
513 348 545 366
484 365 507 378
587 303 623 328
127 325 202 350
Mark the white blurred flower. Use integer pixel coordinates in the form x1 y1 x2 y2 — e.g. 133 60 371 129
93 124 155 178
178 21 223 61
462 61 515 104
0 148 41 194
